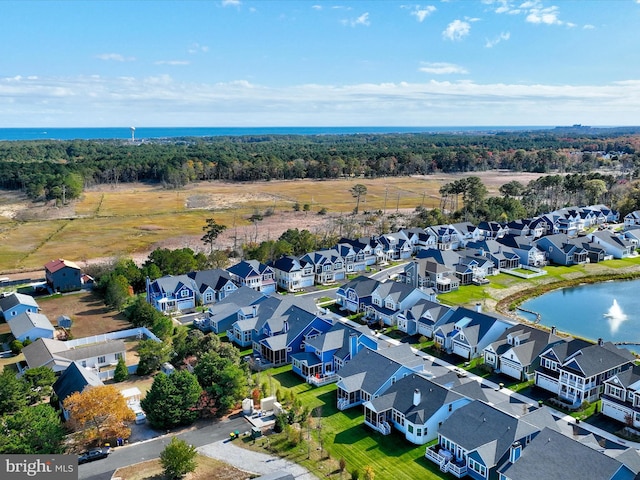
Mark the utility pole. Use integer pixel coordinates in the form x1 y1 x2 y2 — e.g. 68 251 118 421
396 192 400 213
421 191 426 208
61 185 66 205
383 188 388 213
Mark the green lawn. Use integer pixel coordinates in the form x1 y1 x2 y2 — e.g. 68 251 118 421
255 366 446 480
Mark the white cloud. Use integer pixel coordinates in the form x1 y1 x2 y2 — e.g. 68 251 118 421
188 43 209 54
583 24 595 30
343 12 370 27
526 5 562 25
443 20 471 41
419 62 468 75
312 5 322 10
154 60 190 66
485 31 510 48
96 53 135 62
3 75 640 127
411 5 437 22
221 0 241 6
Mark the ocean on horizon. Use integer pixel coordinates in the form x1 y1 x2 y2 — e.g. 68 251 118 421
0 126 549 142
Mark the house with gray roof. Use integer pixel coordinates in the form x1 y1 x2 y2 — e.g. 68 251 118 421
484 324 566 381
363 373 471 443
21 337 126 374
201 286 266 334
52 361 103 419
7 311 55 342
0 292 40 320
401 257 460 293
497 234 547 267
498 427 635 480
335 275 380 314
271 256 314 292
226 260 276 294
366 280 434 327
624 210 640 229
291 322 377 384
299 248 347 284
396 299 453 337
534 233 588 266
587 230 636 259
601 364 640 429
434 306 513 360
335 344 426 411
535 338 636 407
425 400 541 480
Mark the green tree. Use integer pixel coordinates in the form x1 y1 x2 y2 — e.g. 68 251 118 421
136 339 172 375
103 273 131 310
201 218 227 254
113 357 129 382
0 369 29 416
193 351 249 414
0 404 66 454
141 371 202 429
22 366 56 404
160 437 198 480
499 180 524 198
125 296 162 328
350 184 368 214
584 178 608 205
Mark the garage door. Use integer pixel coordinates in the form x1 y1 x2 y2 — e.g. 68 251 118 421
500 362 522 380
601 400 628 423
453 343 471 359
535 373 559 393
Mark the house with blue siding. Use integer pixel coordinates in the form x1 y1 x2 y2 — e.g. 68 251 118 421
534 233 588 266
300 248 347 284
202 286 267 334
291 322 377 382
396 299 453 338
45 258 82 292
363 373 471 444
336 344 426 411
8 311 55 342
271 256 314 292
0 292 40 320
187 269 238 304
146 274 196 313
335 275 379 314
227 260 276 294
366 281 434 327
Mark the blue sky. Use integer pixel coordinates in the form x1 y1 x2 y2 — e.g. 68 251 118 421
2 0 640 127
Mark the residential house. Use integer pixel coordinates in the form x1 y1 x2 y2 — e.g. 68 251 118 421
400 228 438 253
300 248 346 284
337 237 380 266
226 260 276 294
271 256 314 292
21 337 126 373
477 221 509 240
187 268 238 304
427 225 461 250
434 306 513 360
504 219 543 239
590 204 619 223
587 231 636 259
0 292 40 320
528 216 558 237
45 258 82 292
425 400 541 480
401 257 460 293
483 325 565 381
466 239 520 271
335 275 380 314
8 311 55 342
363 373 471 443
366 281 434 327
291 322 377 382
202 286 266 334
378 231 413 260
623 227 640 247
624 210 640 229
498 427 636 480
334 243 367 273
335 344 426 411
396 299 453 337
567 237 609 263
146 274 196 313
450 222 484 247
534 233 588 266
535 338 636 407
52 361 103 420
601 364 640 429
497 234 547 267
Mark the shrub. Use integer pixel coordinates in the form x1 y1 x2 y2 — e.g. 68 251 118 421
10 340 24 354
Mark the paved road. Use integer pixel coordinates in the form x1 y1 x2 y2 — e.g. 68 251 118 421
78 415 250 480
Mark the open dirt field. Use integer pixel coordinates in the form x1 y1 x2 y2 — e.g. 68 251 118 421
37 290 131 337
113 455 251 480
0 172 548 274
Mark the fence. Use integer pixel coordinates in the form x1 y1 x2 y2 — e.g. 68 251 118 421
98 364 138 381
65 327 160 348
502 265 547 279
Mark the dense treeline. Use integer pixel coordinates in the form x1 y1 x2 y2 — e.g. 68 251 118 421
1 130 639 202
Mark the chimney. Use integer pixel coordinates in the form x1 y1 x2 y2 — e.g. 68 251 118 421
551 326 557 335
475 302 482 313
413 388 421 406
509 441 522 463
597 337 603 347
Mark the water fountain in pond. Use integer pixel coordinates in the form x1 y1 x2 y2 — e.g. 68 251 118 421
604 299 628 334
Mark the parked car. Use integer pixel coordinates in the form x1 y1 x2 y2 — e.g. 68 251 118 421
78 448 110 464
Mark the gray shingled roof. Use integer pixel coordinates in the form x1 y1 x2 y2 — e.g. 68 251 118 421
52 361 103 403
0 292 40 312
8 311 54 339
498 427 634 480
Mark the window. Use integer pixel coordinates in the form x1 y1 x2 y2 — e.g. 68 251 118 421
408 425 414 434
180 289 190 298
97 356 106 364
115 352 123 360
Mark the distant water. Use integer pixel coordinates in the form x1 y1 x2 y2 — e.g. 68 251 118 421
0 126 549 142
520 279 640 348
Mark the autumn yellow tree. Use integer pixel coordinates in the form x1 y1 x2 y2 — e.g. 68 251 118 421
63 385 134 444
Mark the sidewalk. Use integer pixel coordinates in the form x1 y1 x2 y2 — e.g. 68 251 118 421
197 439 318 480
